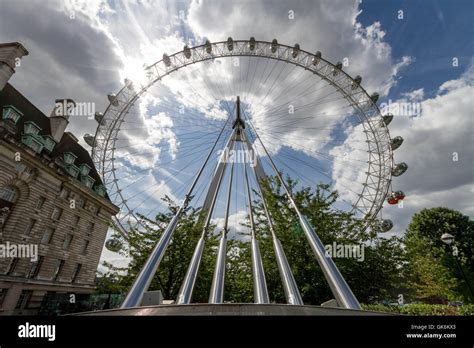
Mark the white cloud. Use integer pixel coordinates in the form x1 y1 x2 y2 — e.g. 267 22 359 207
336 61 474 235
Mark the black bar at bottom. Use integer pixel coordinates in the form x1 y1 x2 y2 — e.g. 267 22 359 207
0 315 472 346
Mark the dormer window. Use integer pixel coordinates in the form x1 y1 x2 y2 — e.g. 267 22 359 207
42 135 56 152
94 184 106 197
2 105 23 124
79 163 91 176
80 175 95 188
63 152 77 165
21 134 44 153
23 121 41 135
65 164 80 178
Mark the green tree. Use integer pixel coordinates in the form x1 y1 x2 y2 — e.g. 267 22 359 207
101 179 405 305
404 207 474 303
253 177 405 304
103 196 218 302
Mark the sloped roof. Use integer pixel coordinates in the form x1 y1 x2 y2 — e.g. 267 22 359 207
0 83 110 202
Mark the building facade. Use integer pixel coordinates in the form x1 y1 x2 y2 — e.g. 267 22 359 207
0 42 119 315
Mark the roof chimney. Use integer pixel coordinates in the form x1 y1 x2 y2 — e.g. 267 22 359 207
50 98 75 142
0 42 29 91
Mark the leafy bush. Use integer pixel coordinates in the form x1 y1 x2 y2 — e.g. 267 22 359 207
362 303 473 315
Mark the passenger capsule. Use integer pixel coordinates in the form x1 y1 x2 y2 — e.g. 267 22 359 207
332 61 343 76
390 136 404 150
83 134 95 147
387 190 405 205
381 219 393 232
312 51 322 65
124 78 134 90
205 40 212 54
351 75 362 90
249 37 256 51
392 162 408 177
107 94 119 107
94 112 104 124
370 92 380 104
292 43 300 58
105 238 123 252
271 39 278 53
163 53 171 67
227 37 233 51
183 45 191 59
382 113 394 125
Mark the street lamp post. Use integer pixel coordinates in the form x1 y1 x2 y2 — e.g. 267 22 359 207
440 233 474 299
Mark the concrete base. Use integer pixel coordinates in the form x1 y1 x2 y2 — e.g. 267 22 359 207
76 303 391 316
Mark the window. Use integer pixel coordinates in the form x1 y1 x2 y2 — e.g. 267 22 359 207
62 234 73 250
28 256 43 279
2 105 23 124
59 188 69 199
0 186 17 203
0 288 8 307
63 152 77 165
81 240 89 255
24 137 43 153
42 136 56 152
35 196 46 209
69 192 84 208
87 202 98 214
79 164 91 176
81 175 95 188
6 258 19 275
23 121 41 135
86 222 94 236
72 215 80 227
15 290 33 309
72 264 82 283
51 207 62 221
76 196 85 209
23 219 36 235
40 227 54 244
52 260 65 281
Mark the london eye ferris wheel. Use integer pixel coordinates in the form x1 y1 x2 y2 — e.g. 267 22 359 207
87 38 407 240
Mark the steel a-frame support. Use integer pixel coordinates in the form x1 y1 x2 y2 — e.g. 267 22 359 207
241 130 303 305
121 117 231 308
248 122 361 310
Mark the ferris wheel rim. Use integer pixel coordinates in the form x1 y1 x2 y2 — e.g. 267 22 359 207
91 39 394 236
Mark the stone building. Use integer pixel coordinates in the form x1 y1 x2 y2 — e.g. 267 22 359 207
0 42 119 314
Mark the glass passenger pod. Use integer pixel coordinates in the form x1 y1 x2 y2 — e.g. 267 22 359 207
292 44 300 58
183 45 191 59
271 39 278 53
387 191 405 205
249 37 256 51
312 51 322 65
227 37 233 51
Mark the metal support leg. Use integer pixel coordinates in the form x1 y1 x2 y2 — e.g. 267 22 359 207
121 117 231 308
247 125 361 309
242 132 303 305
177 131 236 304
209 161 235 304
244 159 269 304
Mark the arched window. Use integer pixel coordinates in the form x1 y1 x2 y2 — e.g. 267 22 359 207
0 186 18 207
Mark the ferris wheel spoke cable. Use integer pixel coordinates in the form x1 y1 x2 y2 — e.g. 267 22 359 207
114 139 228 190
249 129 370 163
249 66 343 119
112 128 230 152
251 80 353 122
112 130 233 183
123 133 230 210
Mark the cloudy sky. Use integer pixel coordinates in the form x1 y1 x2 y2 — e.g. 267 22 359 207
0 0 472 268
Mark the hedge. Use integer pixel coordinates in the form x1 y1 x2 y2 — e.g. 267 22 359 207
362 303 474 316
